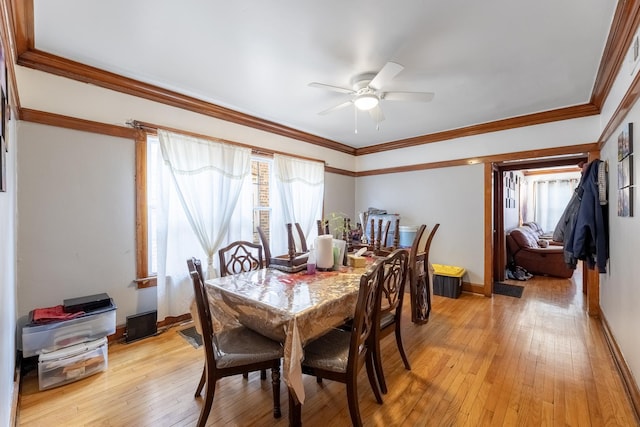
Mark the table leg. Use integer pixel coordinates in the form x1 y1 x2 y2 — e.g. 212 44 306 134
288 386 302 426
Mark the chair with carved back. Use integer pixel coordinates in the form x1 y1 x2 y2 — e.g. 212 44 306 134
371 248 411 394
218 240 264 277
217 240 268 379
407 224 427 323
410 223 440 324
294 259 385 426
187 258 283 427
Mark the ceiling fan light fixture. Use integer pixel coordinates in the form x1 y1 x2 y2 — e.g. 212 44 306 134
354 93 379 111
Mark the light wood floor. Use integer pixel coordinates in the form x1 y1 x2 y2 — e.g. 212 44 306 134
17 273 639 426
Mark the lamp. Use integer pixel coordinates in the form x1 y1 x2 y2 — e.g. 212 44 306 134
353 93 379 111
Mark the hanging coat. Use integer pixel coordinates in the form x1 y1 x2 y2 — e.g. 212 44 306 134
565 160 609 272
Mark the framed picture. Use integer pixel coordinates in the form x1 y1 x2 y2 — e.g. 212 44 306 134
618 187 634 217
630 33 640 76
618 156 633 188
618 123 633 161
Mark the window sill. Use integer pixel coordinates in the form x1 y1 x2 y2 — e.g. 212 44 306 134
135 276 157 289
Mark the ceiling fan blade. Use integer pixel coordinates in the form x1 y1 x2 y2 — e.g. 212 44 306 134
308 82 355 94
382 91 435 102
318 100 353 115
369 62 404 90
368 105 385 124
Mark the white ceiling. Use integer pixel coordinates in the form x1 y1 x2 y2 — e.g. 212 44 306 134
32 0 616 148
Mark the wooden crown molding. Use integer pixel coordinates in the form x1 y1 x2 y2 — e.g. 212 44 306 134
355 143 598 177
591 0 640 109
16 48 356 155
20 108 139 139
355 104 600 156
599 58 640 146
5 0 634 159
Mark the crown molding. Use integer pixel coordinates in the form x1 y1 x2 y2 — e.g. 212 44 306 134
355 143 598 177
5 0 634 158
591 0 640 108
19 108 139 139
17 48 356 155
355 104 600 156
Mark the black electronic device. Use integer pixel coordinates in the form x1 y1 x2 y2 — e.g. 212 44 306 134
63 293 112 313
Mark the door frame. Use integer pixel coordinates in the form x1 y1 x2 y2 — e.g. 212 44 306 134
485 154 590 299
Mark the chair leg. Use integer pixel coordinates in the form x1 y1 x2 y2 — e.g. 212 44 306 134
242 372 249 379
261 369 267 380
289 387 302 425
346 377 363 427
395 324 411 370
365 350 383 404
196 375 216 427
194 364 206 397
316 376 322 383
372 337 388 394
271 362 282 418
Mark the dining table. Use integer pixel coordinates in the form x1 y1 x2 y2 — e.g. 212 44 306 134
204 263 371 425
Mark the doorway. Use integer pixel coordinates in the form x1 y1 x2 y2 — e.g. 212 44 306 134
491 155 587 283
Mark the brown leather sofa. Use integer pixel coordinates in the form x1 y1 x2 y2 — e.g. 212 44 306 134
506 226 574 278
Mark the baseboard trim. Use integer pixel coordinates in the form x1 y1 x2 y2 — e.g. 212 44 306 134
462 282 485 295
600 313 640 424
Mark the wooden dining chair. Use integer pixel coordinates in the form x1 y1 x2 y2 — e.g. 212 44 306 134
371 248 411 394
316 219 331 236
295 259 385 426
374 218 400 256
408 224 427 323
294 222 308 252
256 226 272 267
217 241 269 379
218 240 264 277
410 223 440 324
187 258 283 427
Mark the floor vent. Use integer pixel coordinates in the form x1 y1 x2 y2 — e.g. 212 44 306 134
125 310 158 343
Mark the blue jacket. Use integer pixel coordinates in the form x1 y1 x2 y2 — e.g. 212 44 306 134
566 160 609 272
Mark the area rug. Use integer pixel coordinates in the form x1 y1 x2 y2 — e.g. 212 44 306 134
178 326 203 348
493 282 524 298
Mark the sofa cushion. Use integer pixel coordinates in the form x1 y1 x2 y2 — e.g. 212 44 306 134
509 227 539 249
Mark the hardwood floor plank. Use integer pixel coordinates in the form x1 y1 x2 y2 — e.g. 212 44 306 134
17 270 639 426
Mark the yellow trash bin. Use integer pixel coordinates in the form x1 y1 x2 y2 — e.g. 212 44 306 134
432 264 465 298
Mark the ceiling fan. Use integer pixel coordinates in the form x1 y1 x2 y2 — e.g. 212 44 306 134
309 61 435 130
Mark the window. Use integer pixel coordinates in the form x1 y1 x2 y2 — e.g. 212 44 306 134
252 157 272 245
135 134 274 287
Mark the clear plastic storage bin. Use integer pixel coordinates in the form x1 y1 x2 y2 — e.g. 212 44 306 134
22 302 116 357
38 337 108 390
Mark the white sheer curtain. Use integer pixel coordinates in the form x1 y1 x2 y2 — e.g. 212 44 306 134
271 154 324 256
155 130 251 319
525 178 578 232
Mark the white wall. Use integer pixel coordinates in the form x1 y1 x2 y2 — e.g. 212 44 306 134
0 119 17 427
600 114 640 389
356 115 600 172
323 172 356 222
356 164 484 284
15 122 149 327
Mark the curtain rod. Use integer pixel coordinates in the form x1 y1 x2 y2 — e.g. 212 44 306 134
126 119 326 165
